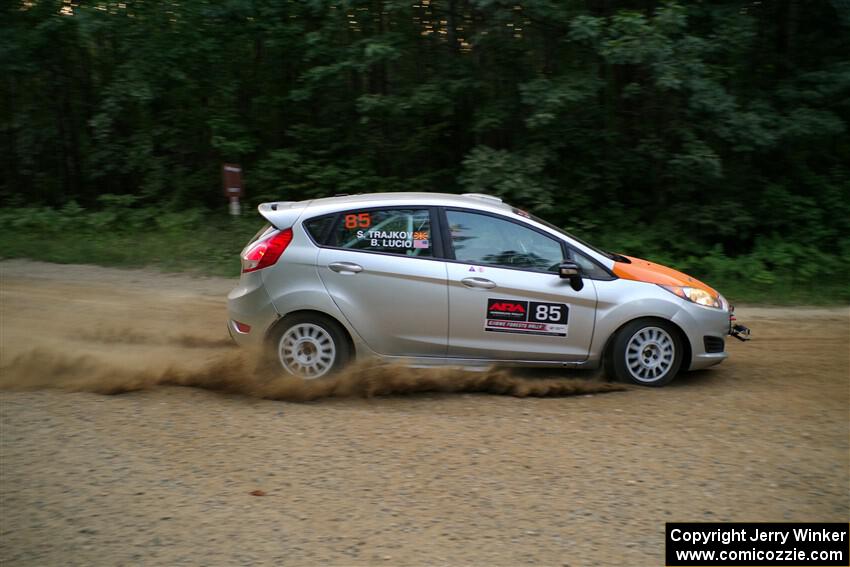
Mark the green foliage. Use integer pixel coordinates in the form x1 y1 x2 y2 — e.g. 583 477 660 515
459 146 555 211
0 0 848 303
0 199 258 277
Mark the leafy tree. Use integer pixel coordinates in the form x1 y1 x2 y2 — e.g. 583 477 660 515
0 0 847 296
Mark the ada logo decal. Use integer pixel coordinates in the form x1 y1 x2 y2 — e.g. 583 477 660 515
487 299 527 320
485 297 569 337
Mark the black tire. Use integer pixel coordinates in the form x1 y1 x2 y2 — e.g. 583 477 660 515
267 313 351 379
605 318 684 387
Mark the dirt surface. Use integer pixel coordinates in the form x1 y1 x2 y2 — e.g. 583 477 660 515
1 259 848 566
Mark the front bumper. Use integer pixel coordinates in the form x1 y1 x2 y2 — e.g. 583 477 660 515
682 305 751 370
671 301 733 371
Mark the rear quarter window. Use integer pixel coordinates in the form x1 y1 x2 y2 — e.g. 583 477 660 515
303 215 335 245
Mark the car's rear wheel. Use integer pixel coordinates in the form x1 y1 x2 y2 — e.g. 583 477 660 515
606 319 683 387
270 314 351 379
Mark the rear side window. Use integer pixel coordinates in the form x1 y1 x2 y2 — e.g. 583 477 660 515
330 208 433 257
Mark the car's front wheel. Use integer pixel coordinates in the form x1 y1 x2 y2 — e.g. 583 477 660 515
269 314 351 379
606 319 683 386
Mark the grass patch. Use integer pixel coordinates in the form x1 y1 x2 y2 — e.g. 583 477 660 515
0 201 258 278
0 227 247 277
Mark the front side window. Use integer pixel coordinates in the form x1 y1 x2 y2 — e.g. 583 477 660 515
446 210 564 272
331 208 433 257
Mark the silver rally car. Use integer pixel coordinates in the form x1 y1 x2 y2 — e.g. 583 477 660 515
227 192 749 386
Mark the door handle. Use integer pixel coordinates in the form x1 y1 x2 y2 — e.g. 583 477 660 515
328 261 363 274
461 277 496 289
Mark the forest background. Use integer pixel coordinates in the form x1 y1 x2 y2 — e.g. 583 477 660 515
2 0 848 303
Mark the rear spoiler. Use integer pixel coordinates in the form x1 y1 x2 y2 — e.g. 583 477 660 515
257 201 311 229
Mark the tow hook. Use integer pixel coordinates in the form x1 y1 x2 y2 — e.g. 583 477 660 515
728 307 751 341
730 324 751 342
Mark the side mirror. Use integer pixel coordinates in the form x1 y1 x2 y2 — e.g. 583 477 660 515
558 262 584 291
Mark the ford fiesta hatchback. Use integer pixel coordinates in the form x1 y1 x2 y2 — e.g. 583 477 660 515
227 192 749 386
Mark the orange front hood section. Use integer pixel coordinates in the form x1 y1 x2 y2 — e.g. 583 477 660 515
612 256 718 296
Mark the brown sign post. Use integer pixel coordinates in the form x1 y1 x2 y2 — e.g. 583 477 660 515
222 163 243 216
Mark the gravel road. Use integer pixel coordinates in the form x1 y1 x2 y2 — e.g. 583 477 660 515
1 259 848 566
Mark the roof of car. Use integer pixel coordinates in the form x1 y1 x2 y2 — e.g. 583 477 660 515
257 192 514 231
301 192 514 213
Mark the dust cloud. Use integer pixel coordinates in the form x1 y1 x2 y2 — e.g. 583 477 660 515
0 343 625 402
0 263 626 402
78 328 237 349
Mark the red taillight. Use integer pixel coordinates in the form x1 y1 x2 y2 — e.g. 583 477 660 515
241 228 293 273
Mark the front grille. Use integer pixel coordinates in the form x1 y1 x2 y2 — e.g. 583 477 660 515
704 336 725 353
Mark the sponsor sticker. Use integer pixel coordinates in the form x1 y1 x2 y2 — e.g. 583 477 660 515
484 298 569 337
345 213 371 229
354 229 430 250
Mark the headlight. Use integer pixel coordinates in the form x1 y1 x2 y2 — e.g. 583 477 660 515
658 284 724 309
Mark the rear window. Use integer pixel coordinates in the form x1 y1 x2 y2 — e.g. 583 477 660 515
329 208 434 257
